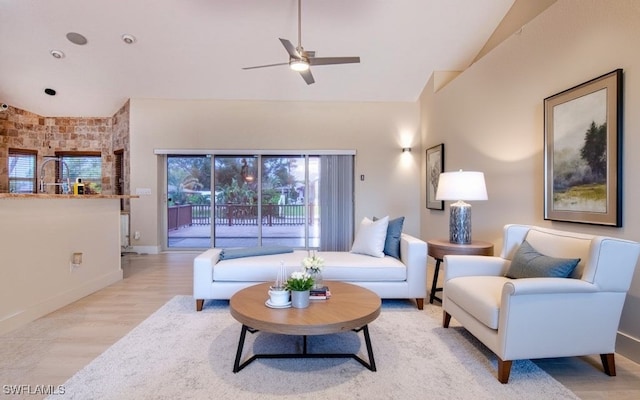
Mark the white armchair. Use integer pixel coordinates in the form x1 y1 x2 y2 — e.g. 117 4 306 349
442 224 640 383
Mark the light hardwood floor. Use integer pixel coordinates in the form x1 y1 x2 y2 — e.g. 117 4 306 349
1 253 639 399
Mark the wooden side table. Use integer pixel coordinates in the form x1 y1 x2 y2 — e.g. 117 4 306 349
427 239 494 304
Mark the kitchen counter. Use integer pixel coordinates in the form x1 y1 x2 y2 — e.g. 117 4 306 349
0 195 132 334
0 193 139 199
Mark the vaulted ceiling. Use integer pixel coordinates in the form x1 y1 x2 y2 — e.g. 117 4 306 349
0 0 550 117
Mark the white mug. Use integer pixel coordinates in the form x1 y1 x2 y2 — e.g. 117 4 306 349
268 288 290 305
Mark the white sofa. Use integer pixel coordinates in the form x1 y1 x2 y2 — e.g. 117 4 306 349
442 224 640 383
194 233 427 310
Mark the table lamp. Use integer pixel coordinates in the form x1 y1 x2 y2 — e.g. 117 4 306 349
435 170 488 244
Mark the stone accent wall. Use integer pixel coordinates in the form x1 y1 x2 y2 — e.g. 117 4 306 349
0 104 129 196
112 100 131 209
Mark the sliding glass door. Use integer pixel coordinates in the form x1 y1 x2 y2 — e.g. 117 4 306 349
260 156 319 248
164 152 350 250
166 155 212 248
213 156 259 247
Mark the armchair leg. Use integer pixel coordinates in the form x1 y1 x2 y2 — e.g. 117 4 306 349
600 353 616 376
416 298 424 310
443 311 451 328
196 299 204 311
497 358 512 384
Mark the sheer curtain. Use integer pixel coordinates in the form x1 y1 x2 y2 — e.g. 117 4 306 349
319 155 354 251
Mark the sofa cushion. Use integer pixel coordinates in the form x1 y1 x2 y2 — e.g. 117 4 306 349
219 245 293 260
351 216 389 258
374 216 405 260
506 240 580 279
213 250 407 282
446 276 509 329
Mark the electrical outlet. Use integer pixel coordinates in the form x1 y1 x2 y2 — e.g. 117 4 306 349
134 231 141 240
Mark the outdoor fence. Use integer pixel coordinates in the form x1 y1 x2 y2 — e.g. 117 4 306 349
168 203 313 229
167 204 193 230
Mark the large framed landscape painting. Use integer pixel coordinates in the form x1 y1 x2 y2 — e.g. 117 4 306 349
426 143 444 210
544 69 623 226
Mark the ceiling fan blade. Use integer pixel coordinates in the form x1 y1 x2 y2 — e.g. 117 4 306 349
279 38 301 59
309 56 360 66
242 62 289 70
299 69 315 85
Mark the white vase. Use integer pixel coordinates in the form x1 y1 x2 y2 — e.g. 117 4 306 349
291 290 310 308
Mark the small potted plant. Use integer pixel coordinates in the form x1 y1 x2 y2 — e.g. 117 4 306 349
286 271 314 308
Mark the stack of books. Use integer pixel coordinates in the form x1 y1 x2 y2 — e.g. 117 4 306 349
310 286 331 300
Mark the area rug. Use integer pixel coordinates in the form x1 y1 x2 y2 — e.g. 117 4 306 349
49 296 579 400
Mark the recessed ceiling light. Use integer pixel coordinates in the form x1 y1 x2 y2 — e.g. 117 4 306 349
50 50 65 59
44 88 57 96
66 32 88 45
121 34 136 44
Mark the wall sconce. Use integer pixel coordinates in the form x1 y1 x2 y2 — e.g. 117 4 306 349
402 147 412 153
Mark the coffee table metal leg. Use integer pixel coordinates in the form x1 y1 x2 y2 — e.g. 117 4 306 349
232 325 377 372
352 325 376 371
233 325 260 373
362 325 377 371
233 325 249 373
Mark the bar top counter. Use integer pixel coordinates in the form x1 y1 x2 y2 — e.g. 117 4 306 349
0 193 139 199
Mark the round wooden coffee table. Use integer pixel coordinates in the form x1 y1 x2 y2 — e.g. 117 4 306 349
230 281 381 372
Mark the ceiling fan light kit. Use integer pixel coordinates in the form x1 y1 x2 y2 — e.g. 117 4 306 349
243 0 360 84
289 59 310 72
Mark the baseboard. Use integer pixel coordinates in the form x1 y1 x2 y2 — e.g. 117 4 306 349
130 245 161 255
0 270 123 335
617 331 640 364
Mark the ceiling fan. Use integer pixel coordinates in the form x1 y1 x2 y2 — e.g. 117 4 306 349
242 0 360 84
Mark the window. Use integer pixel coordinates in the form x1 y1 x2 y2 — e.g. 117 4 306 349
114 149 124 195
8 148 37 193
57 152 102 194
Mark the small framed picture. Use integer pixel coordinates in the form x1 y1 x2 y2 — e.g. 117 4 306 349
543 69 623 226
426 143 444 210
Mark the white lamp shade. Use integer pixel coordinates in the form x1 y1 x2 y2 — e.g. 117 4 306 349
435 170 488 201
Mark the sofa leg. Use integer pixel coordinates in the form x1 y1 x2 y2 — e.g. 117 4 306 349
442 311 451 328
196 299 204 311
416 298 424 310
600 353 616 376
497 358 512 384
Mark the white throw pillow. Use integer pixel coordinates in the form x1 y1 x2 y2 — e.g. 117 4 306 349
351 216 389 258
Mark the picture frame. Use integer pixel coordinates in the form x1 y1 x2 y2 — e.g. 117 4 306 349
544 69 623 226
426 143 444 210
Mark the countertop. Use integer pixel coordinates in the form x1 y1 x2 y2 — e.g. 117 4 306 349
0 193 139 199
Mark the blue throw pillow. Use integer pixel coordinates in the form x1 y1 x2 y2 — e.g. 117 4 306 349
219 246 293 260
505 240 580 279
374 216 405 260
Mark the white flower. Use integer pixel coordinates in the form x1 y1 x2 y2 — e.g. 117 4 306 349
286 270 314 291
290 271 311 280
302 254 324 273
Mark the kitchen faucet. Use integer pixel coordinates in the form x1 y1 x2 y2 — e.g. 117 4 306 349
39 157 71 194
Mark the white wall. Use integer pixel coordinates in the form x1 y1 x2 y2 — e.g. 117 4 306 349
420 0 640 362
128 99 421 252
0 199 123 334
